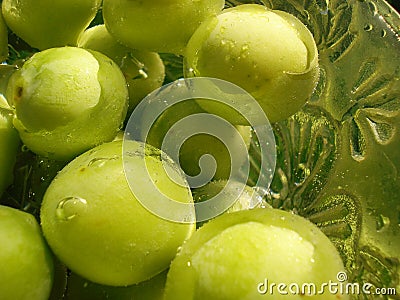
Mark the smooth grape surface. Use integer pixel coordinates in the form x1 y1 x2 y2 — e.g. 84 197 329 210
144 99 251 181
164 208 348 299
78 25 165 114
103 0 225 54
2 0 101 50
6 47 128 161
41 140 195 286
192 179 266 214
0 205 54 300
0 107 19 197
185 4 320 123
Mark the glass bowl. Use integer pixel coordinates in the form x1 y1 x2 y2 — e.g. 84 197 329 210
241 0 400 297
0 0 399 299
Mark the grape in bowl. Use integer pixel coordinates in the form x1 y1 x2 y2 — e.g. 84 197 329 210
5 46 129 161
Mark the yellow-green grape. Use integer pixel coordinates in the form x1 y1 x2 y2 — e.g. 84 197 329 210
1 0 101 50
6 47 128 161
40 140 195 286
78 25 165 114
64 270 167 300
103 0 225 54
192 179 267 214
0 205 54 300
164 208 348 300
145 99 252 181
192 179 269 228
0 107 19 197
185 4 320 124
0 9 8 62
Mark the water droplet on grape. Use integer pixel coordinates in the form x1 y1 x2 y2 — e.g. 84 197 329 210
55 196 87 221
87 157 118 167
241 44 249 52
8 6 18 17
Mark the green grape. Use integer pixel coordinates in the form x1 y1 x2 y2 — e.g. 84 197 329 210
78 24 165 114
40 140 195 286
6 46 128 161
145 99 252 181
192 179 268 228
184 4 320 124
0 205 54 300
192 179 267 214
102 0 225 54
0 107 20 197
0 9 8 62
2 0 101 50
64 270 167 300
164 208 348 300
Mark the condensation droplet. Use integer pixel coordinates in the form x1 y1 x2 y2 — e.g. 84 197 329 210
381 29 387 37
376 214 390 231
87 157 118 167
397 210 400 227
320 8 329 15
294 163 311 186
55 196 87 221
21 144 29 152
364 24 373 31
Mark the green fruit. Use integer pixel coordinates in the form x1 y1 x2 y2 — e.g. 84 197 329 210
185 4 320 123
0 107 19 197
65 270 167 300
103 0 225 54
164 208 348 300
144 99 252 181
78 24 165 114
192 179 269 227
2 0 101 50
0 9 8 62
192 179 267 213
0 205 54 300
6 47 128 161
41 140 195 286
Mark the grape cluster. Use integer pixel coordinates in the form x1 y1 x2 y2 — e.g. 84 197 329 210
0 1 347 299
